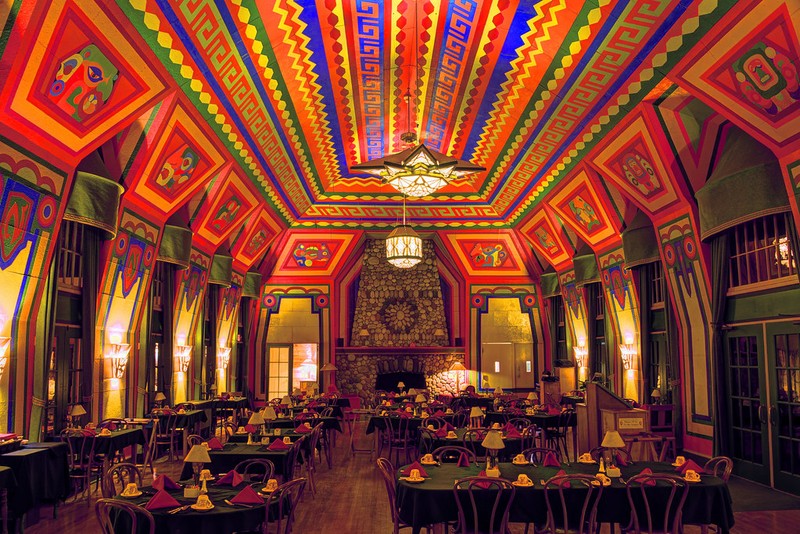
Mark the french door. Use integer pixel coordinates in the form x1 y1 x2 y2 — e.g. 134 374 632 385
725 322 800 493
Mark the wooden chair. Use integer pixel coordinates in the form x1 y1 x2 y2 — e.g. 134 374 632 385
704 456 733 482
589 446 633 466
506 417 532 432
286 435 307 482
101 462 142 498
521 424 542 450
432 445 476 465
462 428 488 463
424 417 448 430
222 421 237 443
234 458 275 484
418 427 438 456
622 473 688 534
153 412 180 461
186 434 204 448
452 476 516 534
303 425 323 496
541 473 602 534
138 417 159 476
452 409 470 428
376 458 431 534
520 447 561 466
386 414 416 467
61 429 102 504
263 477 307 534
95 498 154 534
544 410 574 462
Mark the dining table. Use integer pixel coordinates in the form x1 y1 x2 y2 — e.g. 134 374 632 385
270 415 342 433
0 465 17 534
419 427 526 460
395 460 735 534
178 443 294 481
482 411 578 459
111 481 266 534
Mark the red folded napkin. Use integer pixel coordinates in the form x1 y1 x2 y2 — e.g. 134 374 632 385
475 471 495 488
547 407 561 415
215 470 244 486
432 410 446 417
542 451 560 467
457 452 471 467
400 461 429 477
615 452 629 467
230 484 264 505
444 422 455 431
268 439 289 451
388 392 396 398
81 428 96 437
161 408 174 415
551 469 570 487
100 422 117 431
151 474 181 491
505 428 522 439
678 459 705 474
245 424 257 434
394 410 411 418
206 437 224 450
144 490 181 510
435 427 448 438
503 423 516 433
635 468 657 486
294 424 312 433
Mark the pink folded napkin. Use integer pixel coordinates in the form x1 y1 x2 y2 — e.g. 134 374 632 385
394 410 411 418
245 424 257 434
475 471 495 488
444 422 455 431
100 422 117 431
547 407 562 415
551 470 570 487
388 392 397 398
268 438 289 451
542 451 560 467
144 490 181 510
81 428 96 437
400 461 429 477
151 474 181 491
294 424 312 433
457 452 471 467
206 437 224 450
615 452 629 467
505 428 522 439
215 470 244 486
503 423 516 433
435 427 448 438
635 468 657 486
432 410 446 417
677 459 705 474
230 484 264 504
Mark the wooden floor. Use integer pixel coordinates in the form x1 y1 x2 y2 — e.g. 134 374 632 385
25 429 800 533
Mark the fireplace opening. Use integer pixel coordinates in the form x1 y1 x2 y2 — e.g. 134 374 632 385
375 371 426 392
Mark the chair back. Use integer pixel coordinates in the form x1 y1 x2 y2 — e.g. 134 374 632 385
186 434 204 447
418 427 437 455
265 477 307 534
424 417 447 430
452 409 470 428
155 413 178 436
543 474 602 534
506 417 532 431
704 456 733 482
320 406 335 418
462 428 488 460
235 458 275 484
97 418 127 431
625 473 688 534
589 446 633 465
521 424 541 449
520 447 560 466
387 413 412 440
95 498 155 534
452 477 516 534
102 462 143 498
432 445 476 465
61 428 98 471
376 458 401 531
286 435 307 480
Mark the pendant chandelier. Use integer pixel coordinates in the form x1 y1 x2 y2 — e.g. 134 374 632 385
385 196 422 268
351 0 484 197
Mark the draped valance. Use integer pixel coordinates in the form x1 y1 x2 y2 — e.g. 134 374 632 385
208 254 233 287
242 271 262 298
540 271 560 297
157 225 193 268
63 171 124 237
621 210 660 267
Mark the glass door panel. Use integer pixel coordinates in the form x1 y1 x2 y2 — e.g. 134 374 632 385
768 322 800 494
725 326 769 484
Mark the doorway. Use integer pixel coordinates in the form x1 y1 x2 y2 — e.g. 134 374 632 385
725 321 800 493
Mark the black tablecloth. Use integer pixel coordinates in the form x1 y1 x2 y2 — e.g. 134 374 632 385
68 428 146 457
419 427 525 459
0 465 16 494
0 443 70 518
179 443 292 480
17 442 70 501
270 416 342 433
483 411 575 430
395 461 734 534
112 482 265 534
366 416 426 435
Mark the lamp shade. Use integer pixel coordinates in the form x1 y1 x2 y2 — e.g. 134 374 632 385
415 394 426 403
262 406 277 420
481 430 506 450
386 225 423 268
358 328 370 337
449 361 467 372
494 387 504 395
397 381 405 389
527 392 538 401
69 404 87 417
321 363 337 372
248 412 266 426
469 406 484 419
154 392 166 402
651 388 662 398
281 395 292 405
601 430 626 449
184 444 212 463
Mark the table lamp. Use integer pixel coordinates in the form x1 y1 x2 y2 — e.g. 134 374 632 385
469 406 484 427
320 362 337 372
527 391 538 402
449 361 467 395
397 381 405 394
68 404 86 428
184 444 212 490
262 406 277 430
154 392 166 408
408 388 418 396
601 430 626 476
650 388 662 404
494 386 504 396
247 411 266 444
481 430 506 477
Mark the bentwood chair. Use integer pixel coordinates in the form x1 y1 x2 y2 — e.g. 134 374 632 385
101 462 143 498
683 457 733 533
432 445 476 465
452 476 516 534
541 474 603 534
589 445 633 466
386 414 416 467
153 412 180 461
520 447 561 466
462 428 488 463
95 498 155 534
544 410 574 462
424 417 448 430
61 429 102 504
622 473 688 534
263 477 307 534
186 434 204 448
506 417 532 432
418 427 438 456
235 458 275 484
521 424 542 450
376 458 432 534
303 424 323 496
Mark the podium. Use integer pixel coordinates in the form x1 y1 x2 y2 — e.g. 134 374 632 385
576 383 648 452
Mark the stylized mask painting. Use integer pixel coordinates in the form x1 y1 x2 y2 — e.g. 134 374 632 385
733 42 800 117
48 45 118 122
245 230 267 257
468 243 508 268
210 197 242 233
156 144 200 193
568 195 601 233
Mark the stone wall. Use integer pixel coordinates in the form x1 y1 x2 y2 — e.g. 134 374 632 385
337 351 465 403
350 239 448 346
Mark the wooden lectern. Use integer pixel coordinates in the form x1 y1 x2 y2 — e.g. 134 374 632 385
576 382 649 452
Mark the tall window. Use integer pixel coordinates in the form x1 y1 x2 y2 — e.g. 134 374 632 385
644 261 671 403
592 286 608 382
728 213 797 291
267 345 290 399
57 220 84 292
552 296 568 365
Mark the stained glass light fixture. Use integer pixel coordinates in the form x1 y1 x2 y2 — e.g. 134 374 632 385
385 196 423 268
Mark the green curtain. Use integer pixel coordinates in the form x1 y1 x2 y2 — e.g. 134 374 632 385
574 252 600 286
242 272 262 298
585 283 598 378
622 210 660 267
157 225 192 268
540 272 560 297
238 298 253 395
63 171 124 238
31 244 61 440
161 264 175 404
665 282 682 450
82 227 101 417
635 266 652 395
547 297 559 370
205 289 218 398
209 255 233 287
710 232 731 456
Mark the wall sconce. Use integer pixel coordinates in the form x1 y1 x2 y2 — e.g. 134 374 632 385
175 345 192 373
619 343 637 370
217 346 231 369
573 345 588 369
0 337 10 380
107 342 131 379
